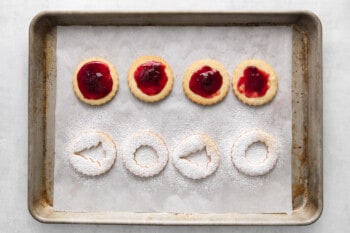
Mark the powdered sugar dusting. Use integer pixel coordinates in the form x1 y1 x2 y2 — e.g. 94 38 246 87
68 131 117 176
173 134 220 179
231 129 279 176
54 25 293 214
122 131 168 177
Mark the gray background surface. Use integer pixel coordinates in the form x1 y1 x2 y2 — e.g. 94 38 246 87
0 0 349 232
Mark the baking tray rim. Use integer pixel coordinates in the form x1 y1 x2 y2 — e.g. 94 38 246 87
28 10 323 225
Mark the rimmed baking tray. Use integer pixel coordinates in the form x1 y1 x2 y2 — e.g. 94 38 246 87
28 11 322 225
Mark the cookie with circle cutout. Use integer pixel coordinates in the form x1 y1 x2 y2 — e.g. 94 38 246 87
231 129 279 176
128 56 174 103
68 131 117 176
122 131 168 177
183 59 229 105
173 134 220 179
232 59 278 106
73 57 119 105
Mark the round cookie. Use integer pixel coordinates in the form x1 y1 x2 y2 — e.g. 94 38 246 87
173 134 220 179
231 129 279 176
68 131 117 176
232 59 278 106
128 56 174 103
122 131 168 177
73 57 119 105
183 59 229 105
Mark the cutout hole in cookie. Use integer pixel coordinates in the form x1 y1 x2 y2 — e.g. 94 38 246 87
74 142 106 162
134 146 158 167
185 149 210 167
245 142 267 164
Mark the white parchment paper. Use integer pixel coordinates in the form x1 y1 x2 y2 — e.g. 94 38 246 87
54 26 292 214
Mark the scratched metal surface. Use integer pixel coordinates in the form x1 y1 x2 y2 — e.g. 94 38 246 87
28 12 322 225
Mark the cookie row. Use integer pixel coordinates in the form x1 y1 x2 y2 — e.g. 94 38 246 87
68 130 279 179
73 56 278 107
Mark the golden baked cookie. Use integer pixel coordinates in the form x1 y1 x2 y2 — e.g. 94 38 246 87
232 59 278 106
128 56 174 103
183 59 229 105
73 58 118 105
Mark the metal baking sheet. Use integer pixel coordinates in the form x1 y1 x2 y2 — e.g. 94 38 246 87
28 11 322 225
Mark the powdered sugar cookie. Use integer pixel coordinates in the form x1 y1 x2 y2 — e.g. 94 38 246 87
73 58 119 105
68 131 117 176
123 131 168 177
231 130 279 176
173 134 220 179
183 59 229 105
232 59 278 106
128 56 174 103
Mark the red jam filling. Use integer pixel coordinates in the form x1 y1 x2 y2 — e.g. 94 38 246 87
237 66 270 98
77 61 113 100
189 66 223 98
134 61 168 96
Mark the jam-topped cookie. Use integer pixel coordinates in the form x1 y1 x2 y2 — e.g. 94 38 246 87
73 58 119 105
128 56 174 103
232 59 278 106
183 59 229 105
